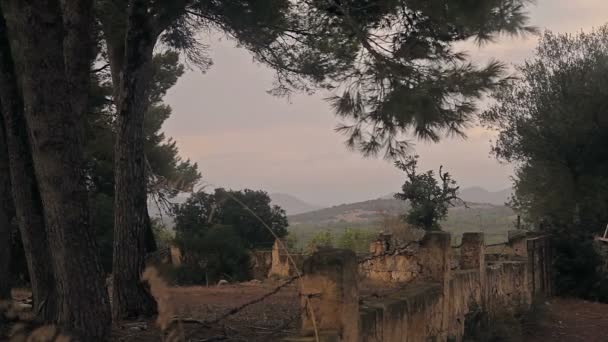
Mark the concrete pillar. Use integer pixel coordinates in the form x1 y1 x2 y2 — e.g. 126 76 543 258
461 232 487 308
300 249 359 342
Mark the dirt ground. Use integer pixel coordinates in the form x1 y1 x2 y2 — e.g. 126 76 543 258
1 282 299 342
117 293 608 342
111 280 300 341
525 298 608 342
4 287 608 341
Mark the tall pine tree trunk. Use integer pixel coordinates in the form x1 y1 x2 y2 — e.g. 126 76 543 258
0 11 58 321
1 1 111 338
111 0 158 319
0 116 13 301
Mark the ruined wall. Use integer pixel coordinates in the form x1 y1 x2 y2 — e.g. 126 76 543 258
359 284 444 342
289 232 552 342
485 230 529 261
250 250 273 280
486 261 530 315
358 250 421 283
448 270 481 338
268 239 304 278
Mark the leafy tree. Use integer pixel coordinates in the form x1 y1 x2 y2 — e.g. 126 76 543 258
482 27 608 231
337 228 376 253
285 233 300 252
394 155 460 231
170 225 250 285
173 191 217 237
87 50 200 202
86 50 200 273
306 230 334 253
172 189 287 284
482 27 608 300
214 188 288 248
174 188 288 247
151 219 175 250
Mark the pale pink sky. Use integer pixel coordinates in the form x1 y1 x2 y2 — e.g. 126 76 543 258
164 0 608 206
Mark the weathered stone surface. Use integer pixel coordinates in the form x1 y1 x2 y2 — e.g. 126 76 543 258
301 249 359 342
269 239 304 278
289 232 551 342
250 249 273 279
460 233 485 270
358 253 421 283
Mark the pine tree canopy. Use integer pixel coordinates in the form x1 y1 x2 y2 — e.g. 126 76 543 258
99 0 535 159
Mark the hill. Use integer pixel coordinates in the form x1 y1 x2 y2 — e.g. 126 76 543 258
288 196 517 247
270 193 322 215
458 186 512 205
289 197 406 225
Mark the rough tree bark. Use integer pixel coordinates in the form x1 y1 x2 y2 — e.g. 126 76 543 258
0 116 13 301
1 0 111 338
110 0 161 319
0 10 58 321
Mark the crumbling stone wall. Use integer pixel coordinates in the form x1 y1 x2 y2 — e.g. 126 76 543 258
289 232 552 342
358 248 421 283
485 230 529 261
250 250 273 280
268 239 304 278
486 261 530 315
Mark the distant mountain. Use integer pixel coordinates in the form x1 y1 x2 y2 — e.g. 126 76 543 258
288 195 516 246
289 197 406 225
270 193 323 215
458 187 512 205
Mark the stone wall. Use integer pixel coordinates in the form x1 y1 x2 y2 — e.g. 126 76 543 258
268 239 304 278
358 245 421 283
289 231 552 342
250 249 273 280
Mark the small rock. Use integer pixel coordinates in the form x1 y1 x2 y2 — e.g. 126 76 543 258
217 279 229 286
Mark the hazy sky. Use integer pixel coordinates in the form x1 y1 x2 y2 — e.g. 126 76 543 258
164 0 608 206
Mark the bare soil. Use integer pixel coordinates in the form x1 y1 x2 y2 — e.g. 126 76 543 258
5 287 608 341
525 298 608 342
112 280 300 341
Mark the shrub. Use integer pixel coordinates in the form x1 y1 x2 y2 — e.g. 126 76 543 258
173 225 251 285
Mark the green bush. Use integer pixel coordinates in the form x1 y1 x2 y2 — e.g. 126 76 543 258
553 230 608 302
173 225 251 285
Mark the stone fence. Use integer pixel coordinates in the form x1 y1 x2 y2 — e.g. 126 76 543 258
286 231 552 342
